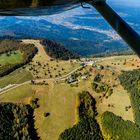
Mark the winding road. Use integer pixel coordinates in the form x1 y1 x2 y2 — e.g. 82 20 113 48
0 65 83 95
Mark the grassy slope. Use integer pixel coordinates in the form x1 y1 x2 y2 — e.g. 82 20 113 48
96 85 134 122
97 55 140 71
38 81 93 140
0 80 92 140
0 84 33 103
95 55 140 122
100 67 140 140
0 68 33 88
119 69 140 126
23 40 79 79
0 51 23 65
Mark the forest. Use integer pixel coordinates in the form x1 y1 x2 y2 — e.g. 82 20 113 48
101 111 140 140
41 39 80 60
119 69 140 126
0 103 39 140
59 91 103 140
0 40 38 77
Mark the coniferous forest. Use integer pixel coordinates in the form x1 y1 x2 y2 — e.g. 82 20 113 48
41 40 80 60
0 103 39 140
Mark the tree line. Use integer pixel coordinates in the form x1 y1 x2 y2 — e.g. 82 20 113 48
40 39 80 60
59 91 103 140
101 111 140 140
119 69 140 126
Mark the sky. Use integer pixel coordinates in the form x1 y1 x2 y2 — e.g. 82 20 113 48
108 0 140 7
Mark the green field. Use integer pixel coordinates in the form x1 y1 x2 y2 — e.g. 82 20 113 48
0 69 33 88
0 84 33 103
0 51 23 65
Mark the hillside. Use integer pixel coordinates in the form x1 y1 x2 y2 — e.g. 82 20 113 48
0 40 38 77
0 40 140 140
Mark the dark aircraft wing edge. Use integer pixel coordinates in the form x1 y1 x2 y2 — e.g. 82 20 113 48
90 1 140 57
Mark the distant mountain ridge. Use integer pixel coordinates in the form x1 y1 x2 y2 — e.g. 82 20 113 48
0 1 140 56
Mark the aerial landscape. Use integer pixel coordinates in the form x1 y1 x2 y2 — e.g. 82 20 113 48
0 0 140 140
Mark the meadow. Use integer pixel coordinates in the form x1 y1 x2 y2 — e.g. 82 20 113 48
0 68 33 88
0 50 23 65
